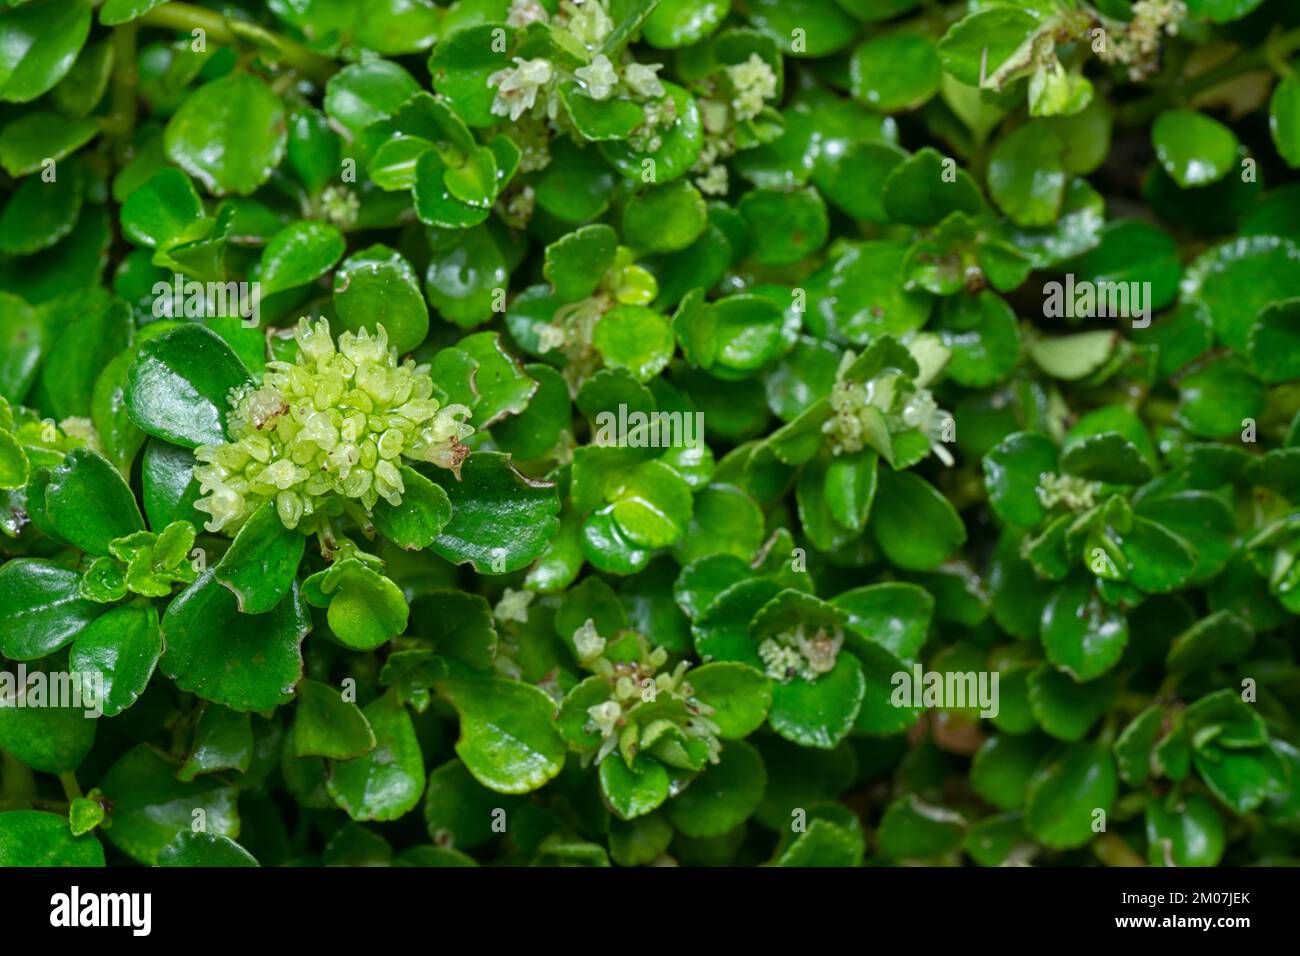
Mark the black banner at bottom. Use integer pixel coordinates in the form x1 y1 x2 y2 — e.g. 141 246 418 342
0 864 1286 942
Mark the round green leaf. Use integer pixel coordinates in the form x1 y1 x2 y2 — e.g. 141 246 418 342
431 451 561 573
872 469 966 571
259 220 345 297
1152 109 1239 187
666 739 766 837
623 180 708 254
126 323 253 449
0 558 105 661
68 602 162 718
0 810 103 866
434 663 567 793
99 744 239 865
327 691 425 821
158 831 259 867
164 72 287 196
850 33 940 113
161 570 309 712
1024 741 1117 850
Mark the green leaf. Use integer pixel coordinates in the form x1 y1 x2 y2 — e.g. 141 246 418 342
0 558 105 660
1040 578 1128 682
327 692 425 821
41 289 131 420
832 582 933 661
738 186 828 266
431 452 561 573
989 124 1066 227
99 744 239 865
871 469 966 571
689 662 772 739
372 465 452 550
214 499 306 613
1145 793 1225 867
305 559 408 651
882 148 982 227
1059 432 1152 485
91 350 147 475
178 704 253 781
0 663 97 772
68 602 162 718
543 223 617 302
1024 741 1117 850
164 72 287 196
665 739 766 837
161 570 309 712
434 662 567 794
768 653 866 749
0 291 43 402
937 7 1038 88
1176 355 1266 439
849 33 940 113
599 754 670 820
158 831 259 867
0 0 92 103
120 167 205 250
1152 109 1239 187
878 794 966 858
259 220 345 296
100 0 170 26
972 734 1051 811
983 431 1057 528
0 811 103 867
1248 299 1300 383
428 24 515 129
1028 666 1111 742
1181 235 1300 352
644 0 729 48
44 448 145 556
0 163 83 254
126 324 252 448
332 244 429 356
624 180 708 254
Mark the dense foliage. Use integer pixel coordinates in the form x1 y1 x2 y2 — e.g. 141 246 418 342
0 0 1298 869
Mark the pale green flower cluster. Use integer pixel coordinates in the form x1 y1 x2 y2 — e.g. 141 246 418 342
759 624 844 684
726 53 778 122
193 319 473 535
1037 472 1100 512
488 0 666 131
1097 0 1187 81
823 344 955 466
574 621 722 767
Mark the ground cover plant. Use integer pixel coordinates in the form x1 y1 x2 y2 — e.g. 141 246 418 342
0 0 1297 869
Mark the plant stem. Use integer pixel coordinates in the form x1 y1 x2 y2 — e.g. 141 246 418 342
108 21 138 168
136 2 337 85
1120 25 1300 126
58 771 83 802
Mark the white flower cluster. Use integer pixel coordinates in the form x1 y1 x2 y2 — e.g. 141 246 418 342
823 350 954 466
193 318 473 535
759 624 844 684
574 620 722 766
726 53 778 122
1036 472 1100 511
488 0 665 125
